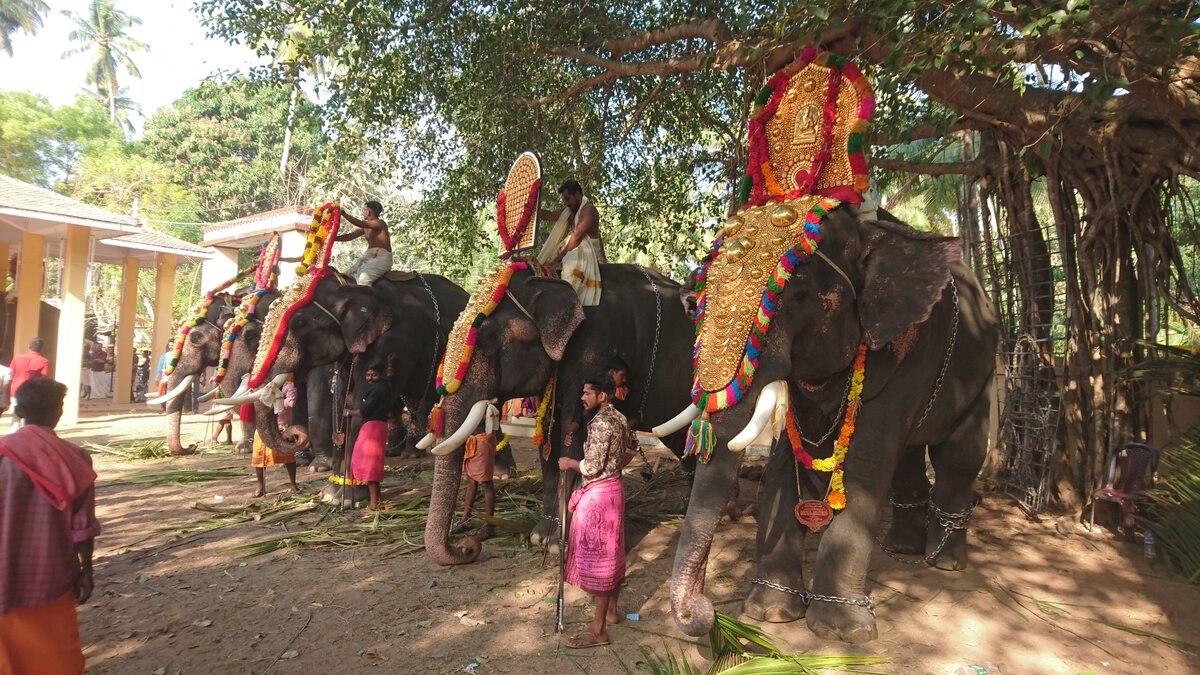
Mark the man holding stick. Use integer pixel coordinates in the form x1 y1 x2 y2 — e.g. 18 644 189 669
557 373 636 649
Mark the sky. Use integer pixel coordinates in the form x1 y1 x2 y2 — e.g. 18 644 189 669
0 0 263 135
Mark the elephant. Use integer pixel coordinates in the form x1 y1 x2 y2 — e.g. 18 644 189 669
423 263 697 566
147 294 236 455
236 272 468 474
658 206 999 644
205 290 282 454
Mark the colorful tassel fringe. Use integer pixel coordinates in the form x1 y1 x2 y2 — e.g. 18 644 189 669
684 417 716 464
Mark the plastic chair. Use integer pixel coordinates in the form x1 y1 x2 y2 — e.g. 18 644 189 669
1088 442 1157 536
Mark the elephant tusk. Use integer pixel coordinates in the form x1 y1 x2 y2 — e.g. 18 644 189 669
415 433 436 451
203 404 233 417
431 400 492 456
728 380 787 452
146 374 195 406
220 373 288 406
198 386 220 402
202 377 249 407
652 404 701 438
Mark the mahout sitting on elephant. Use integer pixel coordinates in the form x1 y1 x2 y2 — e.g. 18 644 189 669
653 49 999 644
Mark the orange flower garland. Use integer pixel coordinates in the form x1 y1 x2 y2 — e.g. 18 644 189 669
786 343 867 510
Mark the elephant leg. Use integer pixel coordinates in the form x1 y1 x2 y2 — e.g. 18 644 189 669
529 416 565 547
744 438 809 623
494 441 517 480
806 424 899 644
236 421 254 454
881 444 930 555
926 385 990 571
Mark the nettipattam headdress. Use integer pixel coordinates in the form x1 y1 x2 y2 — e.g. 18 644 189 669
690 48 874 415
215 232 282 383
248 203 340 388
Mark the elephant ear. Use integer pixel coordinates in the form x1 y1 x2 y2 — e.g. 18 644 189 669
526 277 585 362
858 220 962 350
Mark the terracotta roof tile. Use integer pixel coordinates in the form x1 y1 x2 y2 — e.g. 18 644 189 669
0 173 140 227
102 230 212 256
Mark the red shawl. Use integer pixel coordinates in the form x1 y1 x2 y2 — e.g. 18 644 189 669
0 426 97 510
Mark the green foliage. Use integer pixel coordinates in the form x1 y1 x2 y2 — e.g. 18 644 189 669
140 75 328 221
0 0 48 55
70 148 203 241
0 91 121 187
61 0 148 130
1124 344 1200 583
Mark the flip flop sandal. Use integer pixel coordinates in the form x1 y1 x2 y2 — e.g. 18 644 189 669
565 633 610 650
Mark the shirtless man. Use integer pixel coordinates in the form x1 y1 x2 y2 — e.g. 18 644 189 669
336 200 393 285
539 180 606 264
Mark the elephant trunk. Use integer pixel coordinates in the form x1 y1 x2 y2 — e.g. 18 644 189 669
163 374 197 456
253 400 309 455
424 447 481 565
670 421 744 637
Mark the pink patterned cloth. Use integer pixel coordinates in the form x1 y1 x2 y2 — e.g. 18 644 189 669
565 475 625 596
349 420 387 483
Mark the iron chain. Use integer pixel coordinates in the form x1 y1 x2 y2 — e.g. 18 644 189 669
878 488 973 565
751 578 875 615
889 498 926 509
541 513 561 525
915 277 959 429
634 266 662 468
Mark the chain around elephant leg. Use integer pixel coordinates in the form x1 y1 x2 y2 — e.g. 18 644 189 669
877 488 973 565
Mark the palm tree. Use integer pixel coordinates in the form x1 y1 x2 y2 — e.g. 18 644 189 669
268 21 339 184
81 85 139 134
1 0 49 55
61 0 147 128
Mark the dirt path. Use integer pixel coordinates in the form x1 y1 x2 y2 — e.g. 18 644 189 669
35 402 1200 674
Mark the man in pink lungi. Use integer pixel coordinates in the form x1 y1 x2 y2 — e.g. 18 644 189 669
558 373 637 649
348 364 391 510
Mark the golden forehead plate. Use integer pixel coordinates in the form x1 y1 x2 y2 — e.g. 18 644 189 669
695 195 823 393
440 263 514 384
764 63 862 194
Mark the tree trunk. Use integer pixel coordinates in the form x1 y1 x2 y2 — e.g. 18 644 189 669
279 84 299 184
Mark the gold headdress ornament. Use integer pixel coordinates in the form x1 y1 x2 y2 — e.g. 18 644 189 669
248 203 341 388
690 48 874 415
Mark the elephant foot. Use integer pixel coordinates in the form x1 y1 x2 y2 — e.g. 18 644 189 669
530 518 558 547
308 455 334 473
805 598 877 644
294 451 314 467
317 483 369 506
744 581 806 623
929 528 969 571
720 494 742 523
882 516 927 556
170 444 198 457
235 440 253 455
495 452 517 481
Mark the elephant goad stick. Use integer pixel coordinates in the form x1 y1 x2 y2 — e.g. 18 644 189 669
556 472 567 633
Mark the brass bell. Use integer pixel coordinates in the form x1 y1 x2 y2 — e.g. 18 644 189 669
770 204 797 227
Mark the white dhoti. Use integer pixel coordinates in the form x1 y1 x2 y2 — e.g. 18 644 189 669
89 371 111 398
561 237 603 306
345 247 394 285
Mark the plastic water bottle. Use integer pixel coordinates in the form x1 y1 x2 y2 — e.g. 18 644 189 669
1144 531 1156 558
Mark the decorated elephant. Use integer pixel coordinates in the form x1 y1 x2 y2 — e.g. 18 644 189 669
147 293 236 455
653 49 999 644
423 262 697 566
204 289 281 453
234 271 468 472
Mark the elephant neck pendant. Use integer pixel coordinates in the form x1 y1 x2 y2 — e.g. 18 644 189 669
795 500 833 532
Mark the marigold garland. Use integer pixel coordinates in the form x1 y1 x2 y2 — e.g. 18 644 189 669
530 378 555 447
164 267 254 377
786 343 867 510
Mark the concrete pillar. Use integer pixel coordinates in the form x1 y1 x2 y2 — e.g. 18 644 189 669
276 230 307 288
55 225 89 426
12 232 45 359
150 253 177 387
114 257 139 403
201 245 239 292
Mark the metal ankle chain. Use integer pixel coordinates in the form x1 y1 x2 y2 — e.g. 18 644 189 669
890 498 927 509
880 488 973 565
541 513 561 525
751 578 875 615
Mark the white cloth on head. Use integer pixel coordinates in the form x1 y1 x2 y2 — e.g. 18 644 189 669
345 247 394 285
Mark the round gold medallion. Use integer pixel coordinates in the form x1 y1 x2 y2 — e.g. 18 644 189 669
770 204 798 227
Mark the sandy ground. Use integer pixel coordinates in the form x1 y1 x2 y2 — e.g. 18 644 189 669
21 399 1200 674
